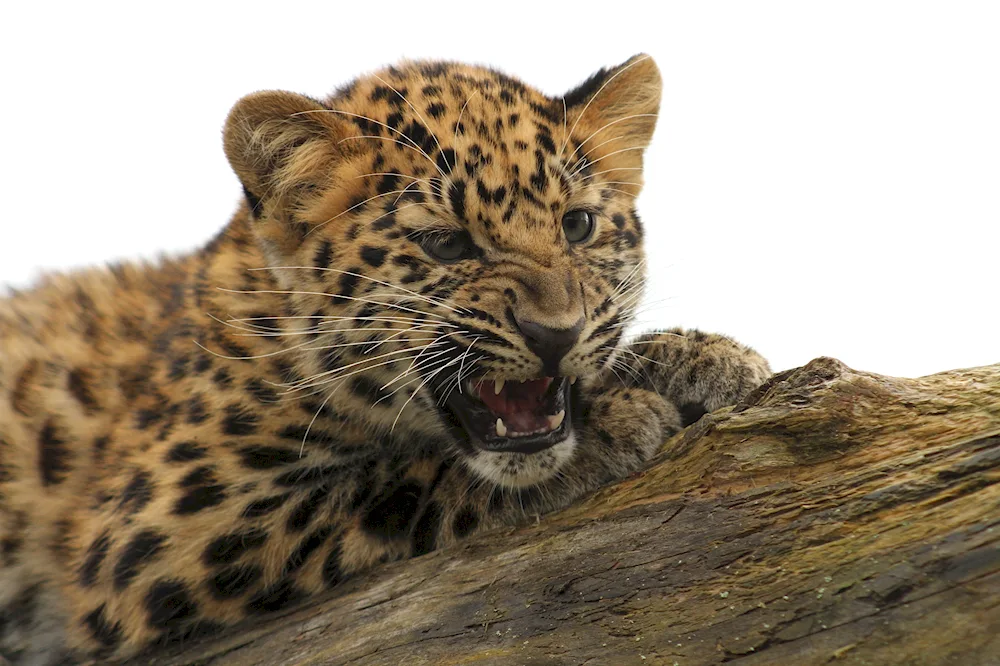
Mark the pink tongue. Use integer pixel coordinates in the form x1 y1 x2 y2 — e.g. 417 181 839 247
475 378 554 433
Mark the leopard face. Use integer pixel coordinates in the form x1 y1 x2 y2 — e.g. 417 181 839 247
223 55 661 489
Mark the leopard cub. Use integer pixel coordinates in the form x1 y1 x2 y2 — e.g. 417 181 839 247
0 55 769 663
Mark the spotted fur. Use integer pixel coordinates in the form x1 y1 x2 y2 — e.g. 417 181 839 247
0 56 770 663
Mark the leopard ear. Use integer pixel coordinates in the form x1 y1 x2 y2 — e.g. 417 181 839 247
223 91 350 218
564 54 662 151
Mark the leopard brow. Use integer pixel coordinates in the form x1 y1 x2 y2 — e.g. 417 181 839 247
306 184 448 237
296 108 449 182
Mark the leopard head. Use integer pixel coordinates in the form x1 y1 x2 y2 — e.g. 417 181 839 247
222 55 661 487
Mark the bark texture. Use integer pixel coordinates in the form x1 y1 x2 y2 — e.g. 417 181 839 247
134 358 1000 666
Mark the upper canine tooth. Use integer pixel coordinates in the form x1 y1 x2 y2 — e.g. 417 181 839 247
548 410 566 430
494 378 505 395
496 418 507 437
569 376 578 385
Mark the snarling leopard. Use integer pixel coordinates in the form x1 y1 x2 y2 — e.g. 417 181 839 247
0 55 770 663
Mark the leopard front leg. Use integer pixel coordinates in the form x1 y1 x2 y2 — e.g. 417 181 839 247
568 384 684 484
613 328 772 426
559 328 771 488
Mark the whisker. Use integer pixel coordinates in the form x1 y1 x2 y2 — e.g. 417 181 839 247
379 344 476 399
277 350 427 395
392 178 423 206
578 183 641 201
216 313 445 336
192 338 310 361
395 329 470 384
225 318 438 332
586 186 639 199
444 355 483 405
565 112 659 164
596 338 632 382
380 347 450 391
608 346 646 378
614 346 666 400
567 134 626 175
613 280 648 307
216 287 456 323
389 355 463 435
576 167 644 182
456 337 480 394
622 298 677 319
624 332 689 345
255 266 466 314
605 361 627 388
362 325 440 354
278 346 428 392
308 336 437 354
618 345 670 368
569 145 646 179
227 325 439 339
299 384 340 457
610 260 646 299
436 373 463 407
371 372 425 407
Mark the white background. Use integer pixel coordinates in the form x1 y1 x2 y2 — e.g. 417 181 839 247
1 2 997 377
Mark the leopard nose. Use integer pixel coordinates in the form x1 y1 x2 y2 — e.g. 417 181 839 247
516 316 585 375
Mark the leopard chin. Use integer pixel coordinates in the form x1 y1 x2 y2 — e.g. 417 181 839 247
462 431 581 489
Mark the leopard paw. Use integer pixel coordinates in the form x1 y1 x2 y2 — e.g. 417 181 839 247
618 328 771 422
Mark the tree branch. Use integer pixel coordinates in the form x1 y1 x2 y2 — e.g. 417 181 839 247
135 357 1000 666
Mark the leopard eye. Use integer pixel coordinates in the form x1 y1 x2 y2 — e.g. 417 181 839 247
421 231 477 263
562 210 595 244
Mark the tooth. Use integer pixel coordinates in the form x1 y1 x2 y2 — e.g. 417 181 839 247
496 418 507 437
548 410 566 430
494 378 505 395
569 376 578 385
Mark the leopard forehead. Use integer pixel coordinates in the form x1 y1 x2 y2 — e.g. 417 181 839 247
225 55 659 266
316 61 615 248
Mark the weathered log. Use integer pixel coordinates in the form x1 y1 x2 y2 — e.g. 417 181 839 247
134 358 1000 666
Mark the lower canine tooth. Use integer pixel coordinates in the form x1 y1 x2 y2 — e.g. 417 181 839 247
496 418 507 437
548 410 566 430
494 378 505 395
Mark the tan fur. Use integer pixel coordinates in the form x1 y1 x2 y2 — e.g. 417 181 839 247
0 56 770 663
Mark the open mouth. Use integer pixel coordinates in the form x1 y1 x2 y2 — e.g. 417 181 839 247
443 376 574 454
